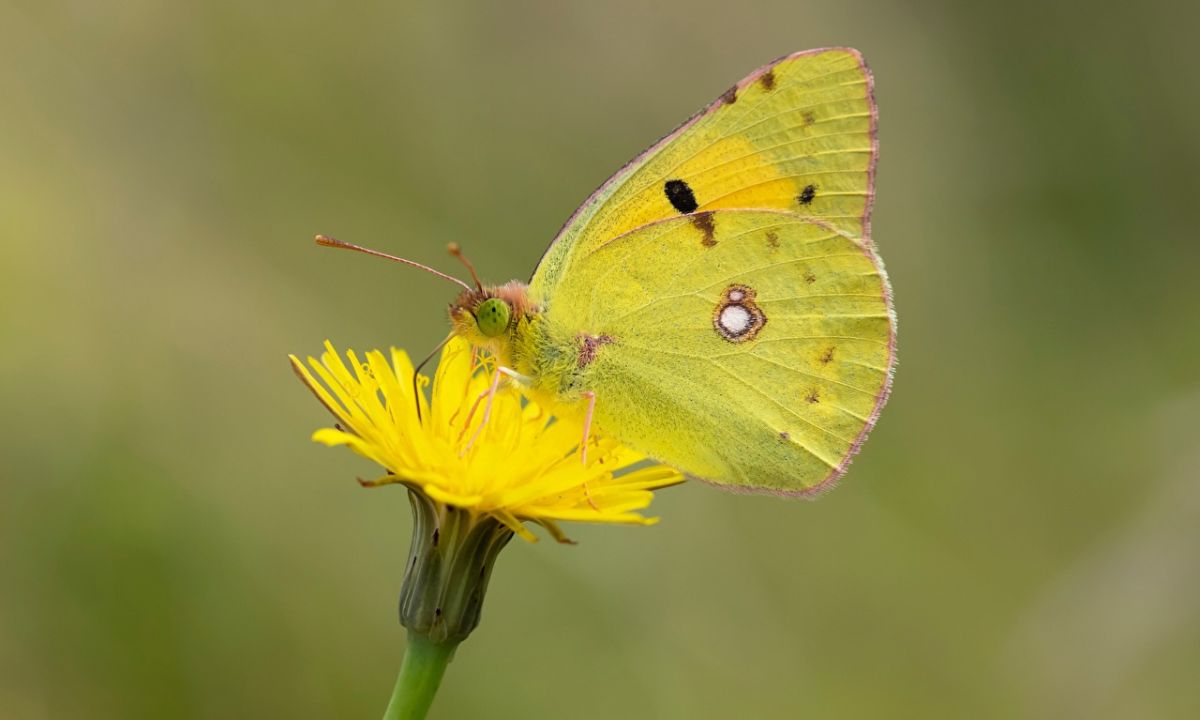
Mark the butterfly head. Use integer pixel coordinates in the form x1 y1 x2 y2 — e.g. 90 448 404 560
449 281 536 359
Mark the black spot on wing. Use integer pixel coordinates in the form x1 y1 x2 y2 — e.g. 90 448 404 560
720 85 738 105
798 184 817 205
759 69 777 91
664 179 698 214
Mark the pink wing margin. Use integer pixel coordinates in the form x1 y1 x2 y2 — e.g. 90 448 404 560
535 47 894 498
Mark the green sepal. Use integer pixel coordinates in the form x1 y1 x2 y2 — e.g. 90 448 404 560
398 489 514 644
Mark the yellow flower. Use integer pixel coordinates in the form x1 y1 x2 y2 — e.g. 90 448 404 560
289 337 682 542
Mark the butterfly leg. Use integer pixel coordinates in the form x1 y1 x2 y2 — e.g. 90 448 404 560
579 391 597 465
452 349 503 432
455 387 492 444
460 365 528 455
461 367 503 455
580 390 599 510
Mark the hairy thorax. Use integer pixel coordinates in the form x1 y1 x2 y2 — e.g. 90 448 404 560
449 281 597 411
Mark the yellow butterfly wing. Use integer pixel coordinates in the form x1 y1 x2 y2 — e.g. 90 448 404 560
517 48 893 494
523 210 893 494
532 47 878 300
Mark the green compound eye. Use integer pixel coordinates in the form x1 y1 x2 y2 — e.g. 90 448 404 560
474 298 511 337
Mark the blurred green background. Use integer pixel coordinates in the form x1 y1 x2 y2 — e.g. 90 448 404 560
3 1 1198 718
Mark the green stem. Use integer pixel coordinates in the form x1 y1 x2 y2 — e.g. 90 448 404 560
383 634 456 720
380 490 514 718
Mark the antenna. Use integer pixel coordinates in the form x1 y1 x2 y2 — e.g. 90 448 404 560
314 235 473 292
447 242 483 292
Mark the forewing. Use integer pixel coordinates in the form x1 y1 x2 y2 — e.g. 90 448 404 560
532 48 877 300
542 210 894 494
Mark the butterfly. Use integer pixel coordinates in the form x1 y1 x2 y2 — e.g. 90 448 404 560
320 47 895 496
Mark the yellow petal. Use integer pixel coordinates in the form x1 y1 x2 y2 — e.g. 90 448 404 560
291 336 681 531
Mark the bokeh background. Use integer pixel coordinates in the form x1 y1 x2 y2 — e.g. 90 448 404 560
3 1 1198 718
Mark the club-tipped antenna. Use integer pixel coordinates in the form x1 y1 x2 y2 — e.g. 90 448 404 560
315 235 473 292
447 242 483 292
412 334 454 423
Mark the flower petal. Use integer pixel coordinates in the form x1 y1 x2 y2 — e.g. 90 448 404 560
292 336 682 529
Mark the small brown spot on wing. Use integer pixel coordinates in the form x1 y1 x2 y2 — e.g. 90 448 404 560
720 85 738 105
805 388 820 404
759 69 777 91
819 346 836 364
766 230 780 249
803 270 817 284
691 211 717 247
802 110 816 126
576 333 614 368
779 431 790 441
